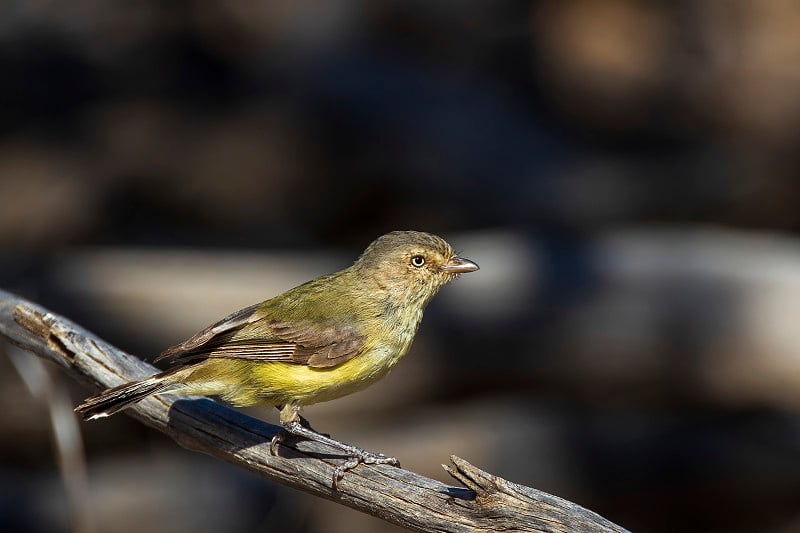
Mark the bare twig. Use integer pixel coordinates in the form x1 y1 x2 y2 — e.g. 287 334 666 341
7 344 96 533
0 289 628 533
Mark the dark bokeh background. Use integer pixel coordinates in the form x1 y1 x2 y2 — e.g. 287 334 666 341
4 1 800 532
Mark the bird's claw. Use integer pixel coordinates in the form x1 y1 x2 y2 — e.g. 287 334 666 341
270 430 288 456
331 449 400 490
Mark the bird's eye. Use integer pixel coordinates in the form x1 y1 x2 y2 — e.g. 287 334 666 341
410 255 425 267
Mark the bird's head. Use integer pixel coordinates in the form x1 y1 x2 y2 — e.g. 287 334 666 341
353 231 479 310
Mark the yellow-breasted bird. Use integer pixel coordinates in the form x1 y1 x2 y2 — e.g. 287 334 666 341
75 230 478 487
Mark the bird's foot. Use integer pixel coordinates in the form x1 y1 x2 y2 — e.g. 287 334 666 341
277 420 400 489
333 448 400 489
270 418 331 456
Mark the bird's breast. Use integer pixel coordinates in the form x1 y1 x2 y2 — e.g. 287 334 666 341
243 305 425 407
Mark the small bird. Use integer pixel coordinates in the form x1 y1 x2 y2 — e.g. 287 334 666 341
75 230 478 487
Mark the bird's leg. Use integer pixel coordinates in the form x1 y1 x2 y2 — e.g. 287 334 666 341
298 414 329 436
269 405 293 454
270 404 399 489
269 409 329 454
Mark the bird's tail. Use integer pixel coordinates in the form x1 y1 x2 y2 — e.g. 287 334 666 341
75 374 174 420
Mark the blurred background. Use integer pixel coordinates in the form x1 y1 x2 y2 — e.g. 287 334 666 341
3 1 800 532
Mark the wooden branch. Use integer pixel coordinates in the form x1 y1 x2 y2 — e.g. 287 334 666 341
0 289 628 533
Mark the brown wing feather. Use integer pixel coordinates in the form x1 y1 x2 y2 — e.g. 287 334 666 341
154 304 366 369
268 320 366 368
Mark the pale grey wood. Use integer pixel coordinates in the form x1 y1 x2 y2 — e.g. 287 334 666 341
0 289 628 533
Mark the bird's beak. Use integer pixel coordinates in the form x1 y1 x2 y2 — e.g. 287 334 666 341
440 256 479 274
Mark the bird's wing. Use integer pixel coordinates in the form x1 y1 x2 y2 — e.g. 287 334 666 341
267 320 366 368
154 304 366 369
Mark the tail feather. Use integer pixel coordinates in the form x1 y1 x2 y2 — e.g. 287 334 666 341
75 375 172 420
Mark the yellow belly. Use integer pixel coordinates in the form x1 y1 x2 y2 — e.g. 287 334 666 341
175 343 406 408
